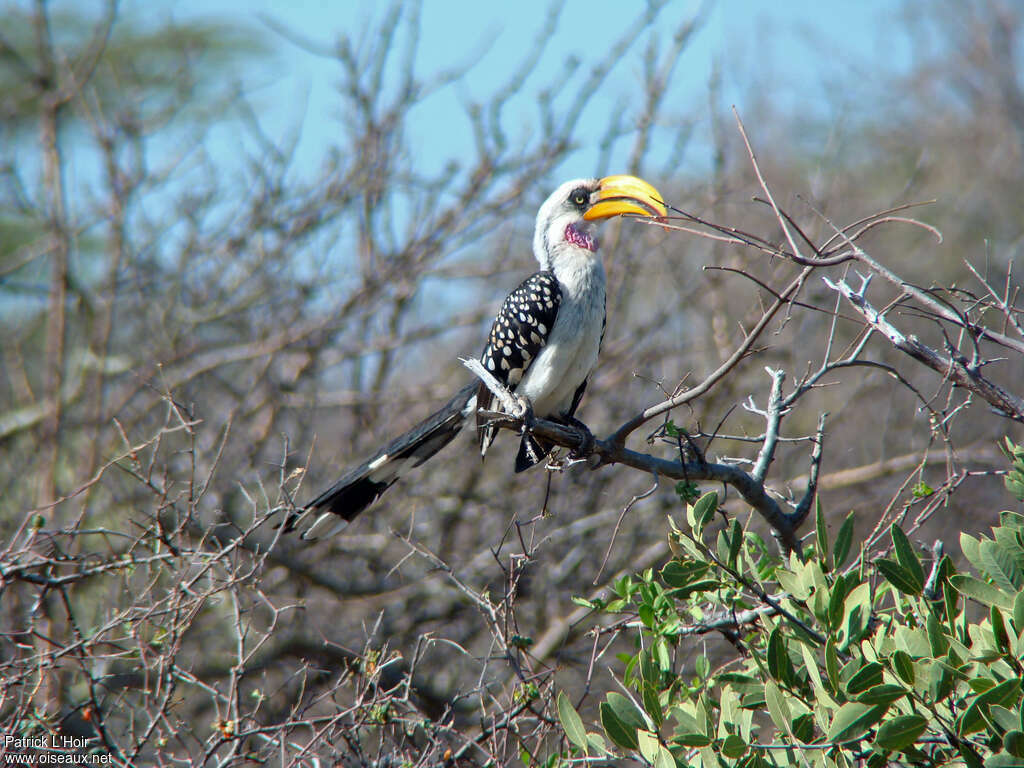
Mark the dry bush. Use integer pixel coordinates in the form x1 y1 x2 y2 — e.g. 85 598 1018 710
1 1 1022 765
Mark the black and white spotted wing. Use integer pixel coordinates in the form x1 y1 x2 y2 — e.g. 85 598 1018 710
476 270 561 454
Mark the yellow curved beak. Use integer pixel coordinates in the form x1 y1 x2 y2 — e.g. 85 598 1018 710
582 174 667 221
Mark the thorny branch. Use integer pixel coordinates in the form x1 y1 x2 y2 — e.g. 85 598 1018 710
824 273 1024 422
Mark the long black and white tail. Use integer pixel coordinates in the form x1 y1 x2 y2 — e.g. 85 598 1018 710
286 382 477 539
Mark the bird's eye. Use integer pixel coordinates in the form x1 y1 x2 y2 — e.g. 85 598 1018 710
570 189 589 207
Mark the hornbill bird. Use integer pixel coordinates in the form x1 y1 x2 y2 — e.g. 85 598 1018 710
287 175 666 539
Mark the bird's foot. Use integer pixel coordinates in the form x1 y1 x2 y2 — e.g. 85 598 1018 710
665 422 708 467
685 431 708 467
564 416 595 460
514 395 535 427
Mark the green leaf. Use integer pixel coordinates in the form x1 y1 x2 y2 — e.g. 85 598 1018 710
876 558 923 596
695 654 710 680
717 672 762 688
985 754 1024 768
691 491 719 536
586 732 608 756
675 480 701 504
1001 510 1024 531
891 524 925 591
557 691 588 751
638 603 655 629
950 574 1015 610
1014 591 1024 635
980 539 1024 591
739 691 766 709
799 642 827 696
991 705 1019 733
1006 475 1024 502
816 498 829 566
827 573 850 630
655 640 671 676
637 729 660 763
957 679 1023 736
959 741 984 768
666 579 721 600
653 745 676 768
969 677 997 694
825 639 841 691
827 702 888 744
993 605 1011 654
911 480 934 498
927 612 950 656
992 526 1024 566
855 684 908 706
776 567 808 601
929 659 956 702
961 533 984 573
767 627 792 684
720 734 748 758
606 692 647 732
728 518 743 570
892 650 915 686
639 649 659 686
840 582 873 650
846 662 884 695
977 677 1022 709
642 683 664 729
1006 441 1024 502
874 714 928 751
945 579 960 631
675 733 712 747
660 560 710 588
834 512 856 570
716 529 731 567
600 701 638 750
1005 730 1024 758
792 712 816 744
765 680 792 735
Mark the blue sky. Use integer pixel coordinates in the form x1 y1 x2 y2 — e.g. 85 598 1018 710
2 0 914 318
174 0 912 182
160 0 914 329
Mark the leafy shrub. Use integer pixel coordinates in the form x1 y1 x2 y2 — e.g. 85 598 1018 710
556 442 1024 767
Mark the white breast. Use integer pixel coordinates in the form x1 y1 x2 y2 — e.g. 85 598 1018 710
516 250 606 418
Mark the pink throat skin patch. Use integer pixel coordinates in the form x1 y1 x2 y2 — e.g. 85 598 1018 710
565 223 597 252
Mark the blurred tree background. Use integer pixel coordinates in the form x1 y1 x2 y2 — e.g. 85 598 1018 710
1 0 1022 764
